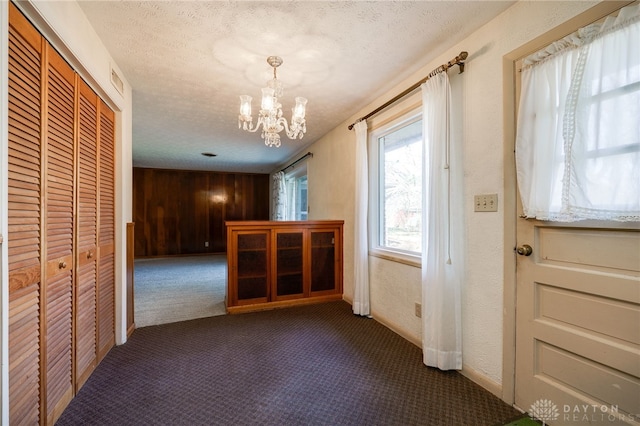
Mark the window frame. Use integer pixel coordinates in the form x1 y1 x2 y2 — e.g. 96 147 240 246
285 164 308 221
368 107 423 267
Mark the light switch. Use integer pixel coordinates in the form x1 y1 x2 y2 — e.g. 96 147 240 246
474 194 498 212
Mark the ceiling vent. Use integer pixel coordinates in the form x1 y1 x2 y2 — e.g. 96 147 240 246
110 66 124 95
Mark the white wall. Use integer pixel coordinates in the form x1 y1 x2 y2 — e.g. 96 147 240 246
0 1 133 421
305 0 598 400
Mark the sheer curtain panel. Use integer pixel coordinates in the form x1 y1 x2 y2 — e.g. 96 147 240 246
272 171 287 220
421 73 463 370
516 4 640 222
353 120 370 316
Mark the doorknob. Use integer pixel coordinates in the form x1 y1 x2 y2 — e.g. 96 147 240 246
516 244 533 256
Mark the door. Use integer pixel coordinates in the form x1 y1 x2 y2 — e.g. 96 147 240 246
75 78 99 390
512 5 640 423
97 100 116 362
273 229 304 301
515 218 639 425
309 228 342 296
229 230 270 306
7 6 43 422
43 43 77 425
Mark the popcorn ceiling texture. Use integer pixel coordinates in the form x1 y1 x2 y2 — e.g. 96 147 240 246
78 1 514 172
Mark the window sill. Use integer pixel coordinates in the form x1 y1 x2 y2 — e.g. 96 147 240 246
369 248 421 268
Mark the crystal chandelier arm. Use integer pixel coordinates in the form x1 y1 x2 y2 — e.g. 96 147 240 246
278 116 306 140
238 116 265 133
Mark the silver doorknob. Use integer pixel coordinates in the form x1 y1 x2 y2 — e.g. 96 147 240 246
516 245 533 256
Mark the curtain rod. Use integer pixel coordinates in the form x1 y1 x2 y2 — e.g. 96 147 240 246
281 151 313 172
347 51 468 131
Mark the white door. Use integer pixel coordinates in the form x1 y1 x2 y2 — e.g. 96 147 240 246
512 4 640 422
515 217 640 425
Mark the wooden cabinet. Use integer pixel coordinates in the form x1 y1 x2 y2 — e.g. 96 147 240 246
227 221 343 313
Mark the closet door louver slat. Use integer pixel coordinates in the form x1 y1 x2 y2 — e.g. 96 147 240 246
97 102 116 361
8 4 118 423
75 80 99 389
43 45 75 424
7 5 42 424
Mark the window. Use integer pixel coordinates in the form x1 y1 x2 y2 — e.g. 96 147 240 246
516 4 639 222
370 110 422 258
285 167 308 220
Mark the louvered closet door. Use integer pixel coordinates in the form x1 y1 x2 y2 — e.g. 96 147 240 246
43 45 76 424
97 101 116 361
75 79 99 389
7 4 43 424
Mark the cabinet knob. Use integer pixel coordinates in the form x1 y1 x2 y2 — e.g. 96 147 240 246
87 251 93 259
58 261 67 269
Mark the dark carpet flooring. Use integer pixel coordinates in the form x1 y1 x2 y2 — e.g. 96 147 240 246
56 301 520 426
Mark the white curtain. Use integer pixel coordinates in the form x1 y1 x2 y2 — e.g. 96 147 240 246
285 176 298 221
421 72 463 370
272 171 287 221
353 120 370 316
516 4 640 222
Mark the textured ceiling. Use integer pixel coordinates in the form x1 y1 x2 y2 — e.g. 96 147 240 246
77 1 514 173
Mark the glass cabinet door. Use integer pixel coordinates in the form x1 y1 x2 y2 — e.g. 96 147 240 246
236 231 269 303
274 231 304 299
310 230 336 294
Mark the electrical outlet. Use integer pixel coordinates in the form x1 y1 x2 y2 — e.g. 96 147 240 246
415 303 422 318
474 194 498 212
204 241 209 247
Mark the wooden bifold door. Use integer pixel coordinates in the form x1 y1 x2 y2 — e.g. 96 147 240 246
7 3 116 424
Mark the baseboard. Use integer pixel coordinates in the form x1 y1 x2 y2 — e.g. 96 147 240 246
370 309 422 348
342 297 505 402
127 323 136 338
460 365 503 399
227 294 343 314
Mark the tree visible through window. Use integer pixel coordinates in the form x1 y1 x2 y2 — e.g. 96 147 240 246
377 117 422 254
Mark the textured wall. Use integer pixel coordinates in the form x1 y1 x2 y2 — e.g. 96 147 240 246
302 0 598 395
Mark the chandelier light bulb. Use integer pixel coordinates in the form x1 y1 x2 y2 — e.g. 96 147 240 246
293 97 307 121
237 56 308 147
239 95 252 120
261 87 275 112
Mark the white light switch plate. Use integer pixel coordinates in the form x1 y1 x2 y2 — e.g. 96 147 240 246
474 194 498 212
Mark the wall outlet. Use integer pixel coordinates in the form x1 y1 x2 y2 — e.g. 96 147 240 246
204 241 209 247
415 303 422 318
474 194 498 212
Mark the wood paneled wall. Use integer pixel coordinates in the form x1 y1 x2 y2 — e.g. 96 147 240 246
133 168 270 256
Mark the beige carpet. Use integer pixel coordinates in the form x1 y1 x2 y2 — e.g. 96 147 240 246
134 254 227 327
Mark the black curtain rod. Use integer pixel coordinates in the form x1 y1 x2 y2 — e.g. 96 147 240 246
348 51 468 131
281 151 313 172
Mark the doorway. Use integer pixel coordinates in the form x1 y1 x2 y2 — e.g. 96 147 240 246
134 255 227 327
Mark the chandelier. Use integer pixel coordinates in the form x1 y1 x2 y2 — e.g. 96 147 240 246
238 56 307 148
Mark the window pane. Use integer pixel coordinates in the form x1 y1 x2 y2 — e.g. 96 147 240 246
297 175 308 220
380 119 422 253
